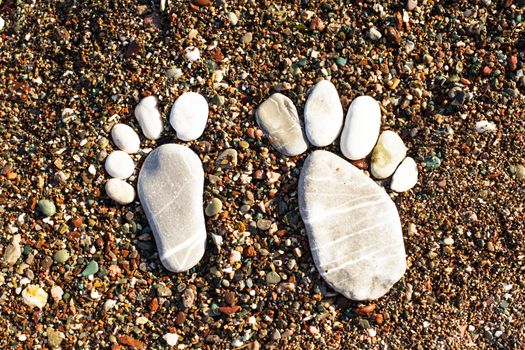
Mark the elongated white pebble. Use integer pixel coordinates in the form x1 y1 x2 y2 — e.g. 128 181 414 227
111 123 140 153
105 178 135 204
135 96 163 140
391 157 418 192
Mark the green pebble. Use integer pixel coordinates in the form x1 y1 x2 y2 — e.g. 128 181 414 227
266 271 281 285
38 199 56 217
82 261 99 277
53 249 70 264
335 57 347 66
205 198 223 217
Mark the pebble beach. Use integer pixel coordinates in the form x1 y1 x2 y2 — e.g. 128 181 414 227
1 0 524 349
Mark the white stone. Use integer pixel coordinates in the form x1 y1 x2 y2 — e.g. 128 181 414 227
105 178 135 205
134 96 163 140
340 96 381 160
371 130 407 179
169 92 208 141
163 332 178 346
185 46 200 61
298 150 406 300
104 151 134 179
111 123 140 153
475 120 496 134
138 144 206 272
0 17 4 31
304 80 344 147
50 286 63 301
22 285 48 309
103 299 117 312
256 93 308 156
390 157 418 192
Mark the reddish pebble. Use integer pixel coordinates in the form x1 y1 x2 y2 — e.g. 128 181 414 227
482 66 492 75
193 0 210 6
508 55 518 71
356 304 376 314
149 298 159 312
254 170 264 179
175 311 186 325
351 158 369 170
118 336 146 350
218 305 240 315
72 216 83 228
255 129 264 138
246 128 255 138
243 246 256 258
375 313 384 324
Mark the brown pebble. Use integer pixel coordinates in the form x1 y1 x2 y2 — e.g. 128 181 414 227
149 298 159 312
243 245 256 258
118 335 146 350
356 304 376 314
218 305 240 315
386 27 401 44
175 311 186 325
375 313 384 324
309 17 325 31
224 291 237 306
351 158 369 170
508 55 518 71
193 0 210 6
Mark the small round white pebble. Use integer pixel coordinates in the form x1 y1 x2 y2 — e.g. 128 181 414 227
104 151 135 179
390 157 418 192
111 123 140 153
163 332 178 346
169 92 208 141
134 96 163 140
185 46 200 61
103 299 117 312
105 178 135 204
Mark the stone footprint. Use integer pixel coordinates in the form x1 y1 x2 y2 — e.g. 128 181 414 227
104 92 209 272
256 80 418 300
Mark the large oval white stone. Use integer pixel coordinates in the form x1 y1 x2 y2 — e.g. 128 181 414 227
340 96 381 160
105 178 135 205
371 130 407 179
111 123 140 153
299 150 406 300
169 92 208 141
138 144 206 272
256 93 308 156
134 96 163 140
391 157 418 192
304 80 344 147
105 151 134 179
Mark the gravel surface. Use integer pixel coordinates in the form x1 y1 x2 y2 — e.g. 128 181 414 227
1 0 524 349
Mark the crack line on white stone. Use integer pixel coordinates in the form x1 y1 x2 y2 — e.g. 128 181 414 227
322 245 396 274
311 221 388 251
304 197 386 224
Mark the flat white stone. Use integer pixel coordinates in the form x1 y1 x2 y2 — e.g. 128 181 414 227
163 333 178 346
105 151 134 179
256 93 308 156
371 130 407 179
304 80 344 147
22 285 48 309
299 150 406 300
111 123 140 153
340 96 381 160
138 144 206 272
169 92 208 141
105 178 135 205
135 96 163 140
475 120 496 134
391 157 418 192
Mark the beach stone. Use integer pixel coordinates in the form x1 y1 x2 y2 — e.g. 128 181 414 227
169 92 208 141
3 234 21 265
111 123 140 153
298 150 406 300
105 151 134 179
138 144 206 272
371 131 407 179
38 199 56 217
391 157 418 192
135 96 163 140
256 93 308 157
163 333 178 346
205 198 223 216
368 27 382 41
105 178 135 205
22 285 48 308
216 148 238 169
47 328 64 348
82 260 99 276
185 46 200 61
53 249 70 264
340 96 381 160
304 80 344 147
